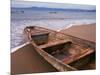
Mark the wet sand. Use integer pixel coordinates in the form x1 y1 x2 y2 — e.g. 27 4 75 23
11 44 57 74
60 23 96 42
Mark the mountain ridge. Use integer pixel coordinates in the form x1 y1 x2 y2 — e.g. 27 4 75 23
11 6 96 12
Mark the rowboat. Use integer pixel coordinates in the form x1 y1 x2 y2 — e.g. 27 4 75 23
24 26 95 71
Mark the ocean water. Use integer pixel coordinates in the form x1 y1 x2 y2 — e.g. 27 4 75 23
11 9 96 49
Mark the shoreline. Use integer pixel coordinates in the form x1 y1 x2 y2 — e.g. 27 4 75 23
11 23 96 49
63 23 96 29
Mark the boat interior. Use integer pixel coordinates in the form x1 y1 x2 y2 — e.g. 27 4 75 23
42 42 95 70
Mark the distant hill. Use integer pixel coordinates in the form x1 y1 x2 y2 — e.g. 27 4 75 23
11 6 96 12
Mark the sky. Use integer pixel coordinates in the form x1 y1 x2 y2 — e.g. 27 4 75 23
11 0 96 10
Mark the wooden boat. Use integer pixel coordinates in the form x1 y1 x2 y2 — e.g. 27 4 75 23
24 26 95 71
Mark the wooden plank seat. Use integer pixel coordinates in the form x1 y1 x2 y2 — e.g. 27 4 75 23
39 39 72 49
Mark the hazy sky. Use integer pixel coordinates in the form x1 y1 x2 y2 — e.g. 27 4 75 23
11 0 96 10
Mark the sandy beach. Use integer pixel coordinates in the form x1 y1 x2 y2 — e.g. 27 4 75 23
11 44 57 74
60 23 96 42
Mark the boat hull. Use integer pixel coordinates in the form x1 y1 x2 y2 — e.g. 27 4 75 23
24 26 95 71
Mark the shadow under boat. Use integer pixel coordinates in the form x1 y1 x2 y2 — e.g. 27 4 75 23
24 26 96 71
